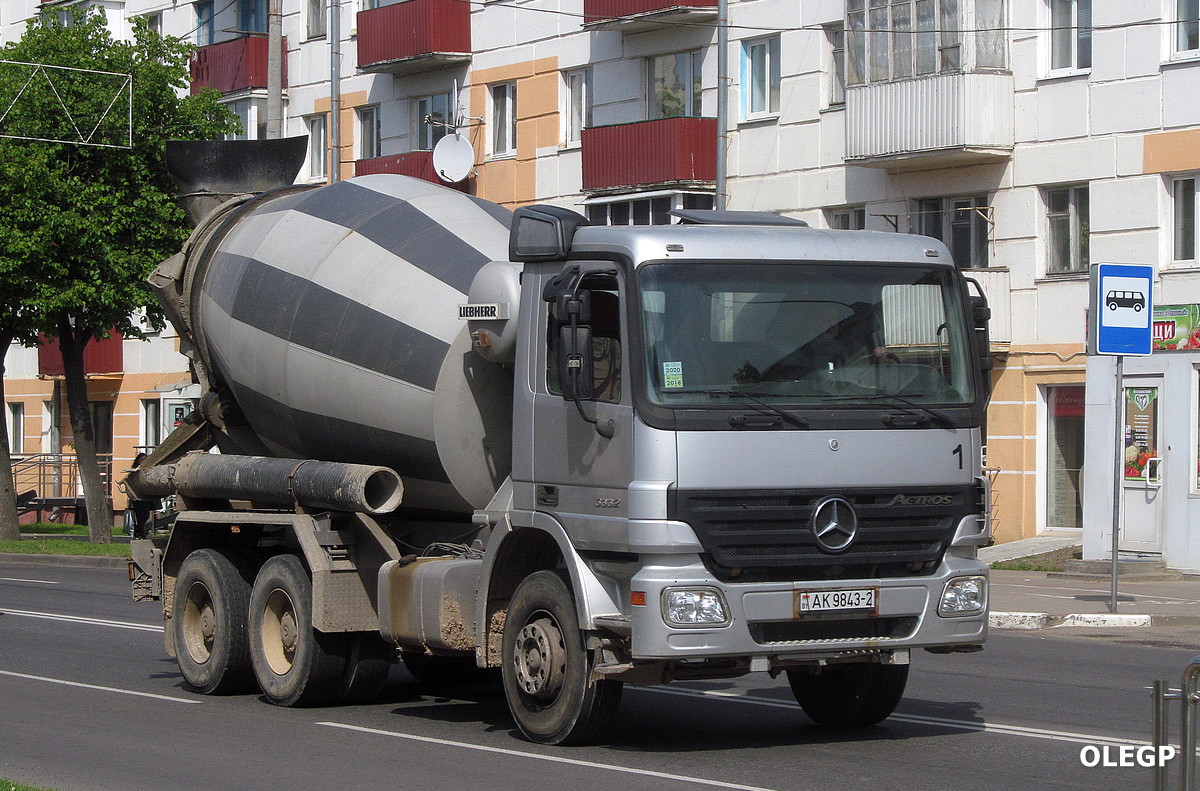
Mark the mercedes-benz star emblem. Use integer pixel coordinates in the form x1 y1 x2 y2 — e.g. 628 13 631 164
810 496 858 554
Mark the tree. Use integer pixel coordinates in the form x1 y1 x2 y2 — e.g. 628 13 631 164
0 10 236 542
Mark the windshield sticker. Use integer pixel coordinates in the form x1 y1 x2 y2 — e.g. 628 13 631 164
663 361 684 389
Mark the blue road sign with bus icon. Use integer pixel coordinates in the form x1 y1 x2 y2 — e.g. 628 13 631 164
1090 263 1154 356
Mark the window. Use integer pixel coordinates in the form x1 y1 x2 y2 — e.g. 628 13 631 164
585 192 714 226
846 0 961 85
1045 185 1089 274
89 402 113 457
1175 177 1197 265
1046 385 1085 529
1048 0 1091 71
141 399 161 453
565 68 592 146
145 12 162 36
42 400 60 453
241 0 267 34
826 24 847 106
742 36 781 118
359 105 381 159
308 115 327 180
914 195 990 268
648 50 702 120
829 207 866 230
415 92 453 151
196 1 215 46
308 0 327 38
226 98 266 141
7 402 24 456
1179 0 1200 56
490 83 517 157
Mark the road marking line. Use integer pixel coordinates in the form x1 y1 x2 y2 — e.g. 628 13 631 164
317 722 786 791
638 687 1150 748
0 607 162 632
0 577 59 584
0 670 200 705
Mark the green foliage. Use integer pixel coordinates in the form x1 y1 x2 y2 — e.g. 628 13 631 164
0 8 238 343
0 538 129 557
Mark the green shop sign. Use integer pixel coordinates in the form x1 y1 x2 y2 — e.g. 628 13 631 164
1152 304 1200 351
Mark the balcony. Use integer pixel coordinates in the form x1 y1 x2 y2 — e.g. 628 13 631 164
37 332 123 377
583 0 717 31
582 117 716 194
190 35 285 96
846 72 1013 170
357 0 471 76
355 151 468 190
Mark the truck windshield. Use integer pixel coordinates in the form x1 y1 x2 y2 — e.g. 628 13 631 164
638 262 977 408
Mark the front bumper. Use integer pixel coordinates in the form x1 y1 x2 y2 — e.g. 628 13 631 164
627 551 987 662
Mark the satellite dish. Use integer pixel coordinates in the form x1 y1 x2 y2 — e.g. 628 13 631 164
432 133 474 183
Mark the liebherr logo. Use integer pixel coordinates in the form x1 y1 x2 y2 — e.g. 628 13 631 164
885 494 955 507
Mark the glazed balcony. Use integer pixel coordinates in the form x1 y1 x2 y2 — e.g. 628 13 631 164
190 35 285 95
846 72 1013 170
581 117 716 193
356 0 471 76
583 0 717 32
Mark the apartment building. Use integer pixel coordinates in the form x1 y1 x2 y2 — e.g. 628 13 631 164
4 0 1200 555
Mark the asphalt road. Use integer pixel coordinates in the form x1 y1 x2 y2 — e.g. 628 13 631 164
2 559 1197 791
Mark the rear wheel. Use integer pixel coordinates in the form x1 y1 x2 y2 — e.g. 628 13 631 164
173 548 255 695
501 571 622 745
787 662 909 727
248 554 347 707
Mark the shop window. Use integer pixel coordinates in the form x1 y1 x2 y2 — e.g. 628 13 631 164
1047 385 1084 529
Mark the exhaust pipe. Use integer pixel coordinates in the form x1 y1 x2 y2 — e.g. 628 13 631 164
164 137 308 226
128 452 404 515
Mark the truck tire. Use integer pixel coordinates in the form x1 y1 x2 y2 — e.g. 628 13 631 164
787 662 909 727
339 632 395 705
248 554 347 707
501 571 622 745
173 548 255 695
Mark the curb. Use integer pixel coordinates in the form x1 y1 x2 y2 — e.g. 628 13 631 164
990 611 1200 630
0 553 128 570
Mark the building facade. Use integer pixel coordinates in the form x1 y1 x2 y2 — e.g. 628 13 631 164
4 0 1200 545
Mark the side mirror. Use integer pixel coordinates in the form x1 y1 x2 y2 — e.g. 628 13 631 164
511 205 589 262
969 294 993 372
558 325 595 400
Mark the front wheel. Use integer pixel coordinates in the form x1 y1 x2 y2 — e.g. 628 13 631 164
501 571 622 745
787 662 909 727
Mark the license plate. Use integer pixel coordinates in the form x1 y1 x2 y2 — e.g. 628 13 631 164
795 588 877 615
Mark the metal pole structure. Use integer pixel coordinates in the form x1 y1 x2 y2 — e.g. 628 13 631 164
1182 656 1200 791
266 0 282 139
329 0 342 182
1110 354 1124 614
714 0 727 210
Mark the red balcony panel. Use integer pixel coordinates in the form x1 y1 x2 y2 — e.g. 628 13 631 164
355 151 468 191
582 117 717 193
584 0 717 27
357 0 471 75
190 36 286 95
37 331 123 377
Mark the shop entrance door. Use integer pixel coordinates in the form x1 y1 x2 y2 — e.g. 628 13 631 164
1119 378 1164 553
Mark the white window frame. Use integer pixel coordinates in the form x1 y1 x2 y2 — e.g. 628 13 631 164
647 50 703 120
415 92 453 151
490 82 517 158
913 194 991 268
225 97 267 141
1046 0 1091 74
829 206 866 230
1045 184 1089 275
1173 175 1198 266
846 0 962 86
1174 0 1200 59
307 114 328 181
564 68 593 147
741 36 781 120
6 402 24 456
358 105 381 160
140 399 162 454
825 23 847 107
584 190 715 226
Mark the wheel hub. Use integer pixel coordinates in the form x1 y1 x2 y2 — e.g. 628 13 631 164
514 616 566 701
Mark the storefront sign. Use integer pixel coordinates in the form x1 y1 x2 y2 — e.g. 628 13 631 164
1152 303 1200 351
1123 387 1158 481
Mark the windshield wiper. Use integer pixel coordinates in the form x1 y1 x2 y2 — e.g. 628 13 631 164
824 392 954 426
669 389 809 429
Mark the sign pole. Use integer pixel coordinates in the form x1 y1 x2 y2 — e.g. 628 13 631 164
1110 355 1123 614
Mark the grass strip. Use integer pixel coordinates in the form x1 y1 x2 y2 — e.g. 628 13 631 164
0 539 129 557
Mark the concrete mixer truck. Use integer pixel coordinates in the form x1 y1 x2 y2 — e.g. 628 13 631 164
127 137 994 746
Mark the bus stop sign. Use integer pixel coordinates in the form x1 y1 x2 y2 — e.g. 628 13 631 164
1089 263 1154 357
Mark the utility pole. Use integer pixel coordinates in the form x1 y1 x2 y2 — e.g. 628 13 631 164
329 0 341 182
715 0 728 210
266 0 282 139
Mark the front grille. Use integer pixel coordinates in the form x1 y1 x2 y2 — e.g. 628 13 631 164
671 486 974 582
750 616 919 644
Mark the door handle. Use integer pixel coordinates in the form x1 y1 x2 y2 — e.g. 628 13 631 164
1146 457 1162 488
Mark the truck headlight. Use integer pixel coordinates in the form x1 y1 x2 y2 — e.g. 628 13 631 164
662 588 730 627
939 575 987 616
